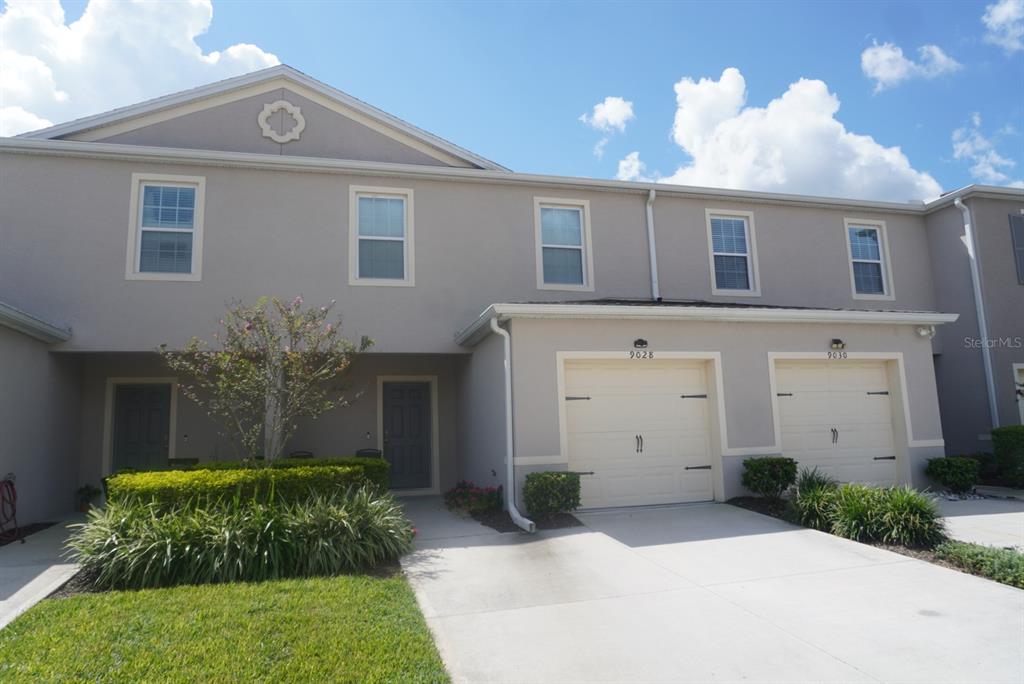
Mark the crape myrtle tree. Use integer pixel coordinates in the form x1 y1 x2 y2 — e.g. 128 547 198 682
161 296 372 462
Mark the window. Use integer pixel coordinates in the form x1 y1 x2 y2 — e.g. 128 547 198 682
534 198 594 290
126 174 205 281
349 186 414 286
1010 214 1024 285
844 218 894 299
705 209 759 296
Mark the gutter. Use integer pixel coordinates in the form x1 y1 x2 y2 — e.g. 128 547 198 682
456 303 959 347
954 198 1000 429
0 301 71 343
645 189 661 301
489 318 536 533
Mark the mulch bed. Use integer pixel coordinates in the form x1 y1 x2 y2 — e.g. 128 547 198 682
470 509 583 533
48 571 103 600
728 496 788 519
0 522 57 547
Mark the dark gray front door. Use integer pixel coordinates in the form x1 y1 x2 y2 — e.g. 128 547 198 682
112 384 171 471
382 382 431 489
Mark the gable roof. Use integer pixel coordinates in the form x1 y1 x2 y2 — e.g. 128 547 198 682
0 301 71 343
17 64 507 172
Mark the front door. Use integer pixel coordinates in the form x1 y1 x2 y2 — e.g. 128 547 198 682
112 384 171 472
382 382 432 489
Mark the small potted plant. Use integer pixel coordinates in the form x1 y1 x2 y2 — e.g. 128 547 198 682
75 484 101 512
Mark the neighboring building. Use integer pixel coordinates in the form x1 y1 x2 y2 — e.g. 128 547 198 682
1 65 1021 525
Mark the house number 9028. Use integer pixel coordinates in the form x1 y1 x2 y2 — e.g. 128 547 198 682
629 350 655 359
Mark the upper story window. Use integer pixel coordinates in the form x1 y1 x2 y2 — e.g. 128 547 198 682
534 198 594 291
349 186 414 287
705 209 760 296
126 173 205 281
1010 214 1024 285
844 218 894 300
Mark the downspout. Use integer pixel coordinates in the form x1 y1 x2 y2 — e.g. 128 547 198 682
645 189 661 301
490 317 536 533
954 197 1000 429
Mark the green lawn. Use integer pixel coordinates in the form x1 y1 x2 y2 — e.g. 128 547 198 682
0 573 448 683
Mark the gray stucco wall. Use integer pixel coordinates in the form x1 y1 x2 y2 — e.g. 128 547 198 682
1 152 944 357
0 328 82 524
77 87 456 167
926 198 1024 454
76 352 461 493
506 317 945 499
456 332 507 493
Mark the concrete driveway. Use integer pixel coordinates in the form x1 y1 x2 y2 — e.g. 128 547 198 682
938 498 1024 550
402 498 1023 684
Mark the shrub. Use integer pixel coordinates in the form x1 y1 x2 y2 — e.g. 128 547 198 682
925 456 980 494
789 468 838 530
826 484 945 548
68 486 413 590
188 457 390 491
992 426 1024 488
105 464 367 509
741 457 797 501
875 486 946 548
965 452 999 481
828 484 883 542
523 471 581 518
444 481 503 514
934 541 1024 589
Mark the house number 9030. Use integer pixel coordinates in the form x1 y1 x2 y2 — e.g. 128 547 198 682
629 350 655 359
827 351 848 360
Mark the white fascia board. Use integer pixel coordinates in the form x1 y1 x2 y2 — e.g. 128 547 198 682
922 185 1024 214
18 65 506 172
455 303 959 347
0 138 946 215
0 301 71 343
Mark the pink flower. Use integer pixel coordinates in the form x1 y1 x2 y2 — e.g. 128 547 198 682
325 324 333 333
292 296 303 308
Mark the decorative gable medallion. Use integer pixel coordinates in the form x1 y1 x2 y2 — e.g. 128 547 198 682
258 100 306 143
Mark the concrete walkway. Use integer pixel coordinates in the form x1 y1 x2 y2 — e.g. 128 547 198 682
0 519 80 630
403 499 1023 684
938 498 1024 550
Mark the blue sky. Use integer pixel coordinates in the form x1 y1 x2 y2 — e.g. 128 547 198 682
4 0 1022 200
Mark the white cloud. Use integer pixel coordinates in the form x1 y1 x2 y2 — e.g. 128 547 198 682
580 95 635 158
616 151 652 182
579 96 635 133
982 0 1024 54
618 68 942 202
0 0 279 136
860 41 962 92
952 113 1023 186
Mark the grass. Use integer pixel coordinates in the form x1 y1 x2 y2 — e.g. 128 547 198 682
0 573 448 683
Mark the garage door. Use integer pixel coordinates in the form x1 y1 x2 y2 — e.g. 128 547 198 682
565 359 714 508
775 360 896 485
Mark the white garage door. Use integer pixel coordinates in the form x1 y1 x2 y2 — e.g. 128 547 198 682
775 360 896 485
565 359 714 508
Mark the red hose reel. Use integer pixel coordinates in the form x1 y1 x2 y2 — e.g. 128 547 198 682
0 474 19 544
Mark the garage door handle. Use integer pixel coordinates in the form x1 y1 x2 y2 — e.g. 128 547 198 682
680 394 707 399
867 391 889 396
565 396 591 401
777 392 793 397
685 465 712 470
873 456 896 461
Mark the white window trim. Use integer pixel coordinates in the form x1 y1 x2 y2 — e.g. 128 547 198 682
534 197 595 292
844 217 895 301
705 208 761 297
349 185 415 287
125 173 205 281
1014 363 1024 425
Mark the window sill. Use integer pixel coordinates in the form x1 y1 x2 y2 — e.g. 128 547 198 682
851 292 896 301
537 282 595 293
125 272 202 282
711 287 761 297
348 277 416 287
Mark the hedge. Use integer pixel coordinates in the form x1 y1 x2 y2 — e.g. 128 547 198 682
106 464 369 508
741 457 797 501
924 456 980 494
185 457 390 491
523 471 580 518
992 426 1024 488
